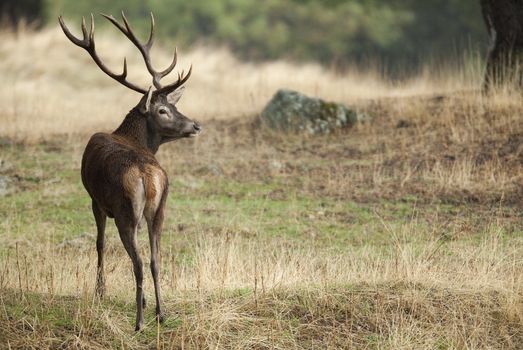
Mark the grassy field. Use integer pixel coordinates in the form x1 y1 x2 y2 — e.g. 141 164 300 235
0 28 522 349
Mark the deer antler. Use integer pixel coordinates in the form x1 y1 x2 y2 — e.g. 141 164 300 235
58 14 148 94
100 12 172 90
58 13 192 94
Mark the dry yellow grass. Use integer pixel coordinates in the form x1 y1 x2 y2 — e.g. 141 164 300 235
0 27 522 349
1 228 521 348
0 27 482 140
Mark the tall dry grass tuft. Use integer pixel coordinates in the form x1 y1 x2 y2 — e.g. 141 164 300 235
2 225 520 295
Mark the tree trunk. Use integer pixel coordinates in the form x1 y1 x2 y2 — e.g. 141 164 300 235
481 0 523 89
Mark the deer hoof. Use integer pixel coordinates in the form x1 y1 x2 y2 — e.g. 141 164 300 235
157 313 165 324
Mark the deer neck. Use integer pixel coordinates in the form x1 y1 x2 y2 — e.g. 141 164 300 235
112 108 162 154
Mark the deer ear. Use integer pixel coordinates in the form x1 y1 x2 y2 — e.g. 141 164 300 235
166 86 185 105
139 86 153 113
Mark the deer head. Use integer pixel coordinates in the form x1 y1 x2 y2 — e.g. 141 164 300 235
139 85 201 143
58 12 201 142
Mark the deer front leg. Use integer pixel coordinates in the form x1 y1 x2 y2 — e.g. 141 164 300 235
92 201 107 299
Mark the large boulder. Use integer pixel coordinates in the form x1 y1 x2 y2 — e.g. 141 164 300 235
259 89 360 134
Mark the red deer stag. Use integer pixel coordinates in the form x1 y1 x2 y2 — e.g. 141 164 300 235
58 12 201 331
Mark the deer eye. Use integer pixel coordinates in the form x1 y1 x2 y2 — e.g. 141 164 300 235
158 108 168 115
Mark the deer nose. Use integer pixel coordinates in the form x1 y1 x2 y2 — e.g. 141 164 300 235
193 123 202 132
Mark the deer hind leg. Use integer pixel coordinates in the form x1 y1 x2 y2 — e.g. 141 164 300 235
92 201 107 299
116 215 145 331
117 174 147 331
146 189 168 323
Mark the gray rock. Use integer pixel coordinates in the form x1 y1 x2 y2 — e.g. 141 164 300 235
259 89 359 134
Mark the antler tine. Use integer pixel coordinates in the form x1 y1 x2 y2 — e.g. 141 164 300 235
102 12 160 88
120 11 144 49
158 48 178 78
145 13 177 79
100 12 141 52
122 57 128 78
146 12 155 49
58 15 147 94
179 65 192 86
102 12 182 90
89 13 95 43
58 15 84 47
81 16 88 40
156 64 192 94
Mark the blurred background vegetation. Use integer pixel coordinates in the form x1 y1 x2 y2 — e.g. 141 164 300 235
3 0 487 74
